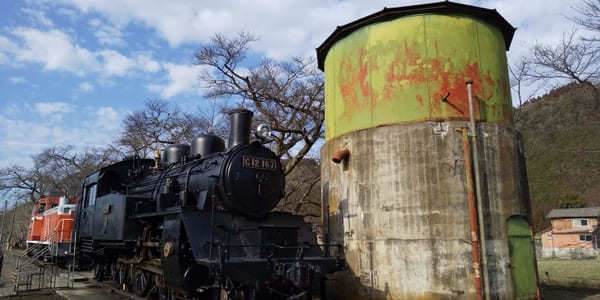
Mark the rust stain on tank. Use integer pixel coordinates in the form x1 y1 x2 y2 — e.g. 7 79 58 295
416 94 424 105
340 42 498 121
339 48 377 120
383 43 427 102
429 60 494 118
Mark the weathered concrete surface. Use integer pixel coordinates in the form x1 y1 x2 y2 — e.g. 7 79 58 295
321 121 530 299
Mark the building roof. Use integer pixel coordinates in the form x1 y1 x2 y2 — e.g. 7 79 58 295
316 1 516 70
546 207 600 219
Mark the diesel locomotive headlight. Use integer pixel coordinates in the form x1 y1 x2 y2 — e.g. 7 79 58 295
256 124 272 139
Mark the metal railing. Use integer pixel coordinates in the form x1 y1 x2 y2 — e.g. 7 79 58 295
13 225 75 295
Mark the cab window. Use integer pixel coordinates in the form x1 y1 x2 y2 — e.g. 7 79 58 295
85 184 97 207
37 203 46 213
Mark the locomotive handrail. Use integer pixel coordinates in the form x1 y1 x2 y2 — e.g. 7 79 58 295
43 218 73 243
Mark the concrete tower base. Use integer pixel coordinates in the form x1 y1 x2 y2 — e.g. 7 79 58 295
321 121 531 300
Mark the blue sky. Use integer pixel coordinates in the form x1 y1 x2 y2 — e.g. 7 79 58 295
0 0 572 167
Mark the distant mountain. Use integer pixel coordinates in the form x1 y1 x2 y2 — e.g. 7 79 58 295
514 83 600 231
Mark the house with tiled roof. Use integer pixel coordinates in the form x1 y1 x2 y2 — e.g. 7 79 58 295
540 207 600 258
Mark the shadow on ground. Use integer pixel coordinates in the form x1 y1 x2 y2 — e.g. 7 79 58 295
541 285 600 300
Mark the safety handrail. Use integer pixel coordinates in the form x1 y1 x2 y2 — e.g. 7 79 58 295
42 218 74 243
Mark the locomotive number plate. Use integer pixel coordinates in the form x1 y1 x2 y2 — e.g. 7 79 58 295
242 156 277 171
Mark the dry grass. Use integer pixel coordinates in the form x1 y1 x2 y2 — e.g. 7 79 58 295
538 258 600 288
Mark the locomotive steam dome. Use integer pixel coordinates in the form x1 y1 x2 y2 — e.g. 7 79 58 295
190 134 225 159
164 144 190 164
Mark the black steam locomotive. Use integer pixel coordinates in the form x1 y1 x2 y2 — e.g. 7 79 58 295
74 109 342 299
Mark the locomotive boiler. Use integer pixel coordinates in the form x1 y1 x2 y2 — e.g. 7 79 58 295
74 108 342 299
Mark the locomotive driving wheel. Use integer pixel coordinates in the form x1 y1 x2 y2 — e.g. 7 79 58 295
207 288 230 300
135 269 151 297
118 264 128 291
93 263 104 281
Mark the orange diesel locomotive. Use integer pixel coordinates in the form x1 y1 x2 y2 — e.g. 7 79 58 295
26 196 78 260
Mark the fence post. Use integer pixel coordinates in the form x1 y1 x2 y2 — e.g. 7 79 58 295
0 200 7 248
6 203 16 251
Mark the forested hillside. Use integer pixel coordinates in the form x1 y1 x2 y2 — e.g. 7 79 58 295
515 83 600 230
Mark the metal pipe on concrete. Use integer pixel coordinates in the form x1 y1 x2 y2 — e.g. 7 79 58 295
466 80 491 300
461 127 483 300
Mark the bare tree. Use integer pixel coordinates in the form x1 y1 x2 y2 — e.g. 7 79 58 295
118 99 226 157
0 146 114 201
509 58 542 108
277 158 321 219
527 30 600 108
194 33 325 176
34 146 116 198
572 0 600 40
0 165 51 202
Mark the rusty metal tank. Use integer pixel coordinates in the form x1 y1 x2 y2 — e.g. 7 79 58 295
317 2 537 299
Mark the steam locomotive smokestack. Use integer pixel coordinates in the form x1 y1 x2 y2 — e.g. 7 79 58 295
228 108 253 149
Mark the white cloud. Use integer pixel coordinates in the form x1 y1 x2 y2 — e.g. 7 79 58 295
99 49 135 76
0 103 123 167
56 0 401 59
0 35 19 65
54 0 572 61
95 106 121 130
79 81 94 92
6 28 161 78
13 28 98 75
21 8 54 27
57 7 79 20
34 102 74 116
0 53 8 65
136 54 161 72
9 77 26 84
147 63 201 98
94 25 126 47
88 18 126 46
88 18 102 27
0 35 19 53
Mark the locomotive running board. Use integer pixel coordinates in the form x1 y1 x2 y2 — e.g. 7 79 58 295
129 208 181 219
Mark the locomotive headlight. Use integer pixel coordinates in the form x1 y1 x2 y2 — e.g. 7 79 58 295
256 124 272 139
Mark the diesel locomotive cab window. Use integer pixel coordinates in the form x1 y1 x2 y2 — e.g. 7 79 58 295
85 184 97 207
